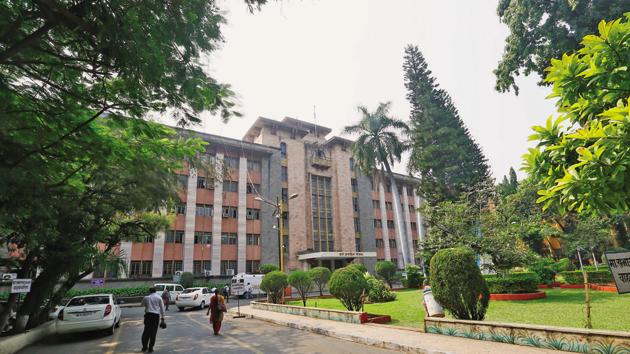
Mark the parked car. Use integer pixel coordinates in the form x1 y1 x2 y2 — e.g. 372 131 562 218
56 294 122 335
175 287 211 311
154 283 184 302
49 304 63 320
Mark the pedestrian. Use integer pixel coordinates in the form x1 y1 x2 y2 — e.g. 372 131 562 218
161 288 170 311
206 288 227 335
141 287 165 353
223 284 230 303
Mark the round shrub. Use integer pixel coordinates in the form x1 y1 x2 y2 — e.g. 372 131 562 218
429 247 489 320
484 272 540 294
259 263 279 274
329 266 369 311
180 272 194 288
260 271 288 304
347 262 367 274
309 266 331 296
375 260 397 287
404 264 423 288
365 275 396 303
288 270 313 307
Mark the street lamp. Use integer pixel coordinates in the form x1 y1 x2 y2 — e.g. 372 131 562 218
255 193 299 272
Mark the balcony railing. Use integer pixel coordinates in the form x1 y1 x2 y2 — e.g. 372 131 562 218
310 156 332 168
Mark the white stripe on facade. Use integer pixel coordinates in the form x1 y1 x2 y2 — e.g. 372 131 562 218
378 182 391 261
237 157 247 274
119 241 133 279
183 168 198 273
151 231 165 277
211 153 224 275
413 191 426 242
401 185 415 265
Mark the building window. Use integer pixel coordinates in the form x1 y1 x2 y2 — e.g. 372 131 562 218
221 233 237 245
387 220 395 228
246 260 260 274
221 260 237 275
376 239 384 248
165 230 184 243
354 218 361 234
193 261 212 276
271 125 278 135
385 202 393 210
129 261 152 277
374 219 382 228
355 238 361 252
223 180 238 192
222 206 238 218
246 234 260 245
176 174 188 189
372 200 380 209
351 178 358 192
280 142 287 158
311 175 333 252
92 263 119 279
409 204 416 213
246 183 260 194
197 176 214 189
410 222 417 230
176 203 186 215
281 166 288 181
283 235 289 254
386 182 391 193
389 239 397 249
194 232 212 244
246 208 260 220
349 158 355 170
196 204 213 217
141 235 154 243
163 260 183 276
352 197 359 212
224 156 239 170
247 160 261 171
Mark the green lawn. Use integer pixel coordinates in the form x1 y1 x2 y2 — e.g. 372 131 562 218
287 289 630 331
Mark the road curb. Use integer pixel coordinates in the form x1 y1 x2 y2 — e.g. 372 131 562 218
228 310 453 354
0 321 55 354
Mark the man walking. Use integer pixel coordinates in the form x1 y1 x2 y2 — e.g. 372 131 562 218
141 287 165 353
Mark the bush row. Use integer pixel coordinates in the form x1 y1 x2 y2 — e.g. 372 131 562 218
484 272 539 294
559 270 613 284
65 286 151 298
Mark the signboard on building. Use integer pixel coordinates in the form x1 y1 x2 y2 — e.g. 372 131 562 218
91 278 105 287
11 279 31 293
605 251 630 294
231 283 244 295
173 271 183 283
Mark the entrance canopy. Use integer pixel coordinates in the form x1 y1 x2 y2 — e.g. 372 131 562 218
297 251 376 261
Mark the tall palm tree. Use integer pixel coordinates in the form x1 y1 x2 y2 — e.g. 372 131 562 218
343 102 412 267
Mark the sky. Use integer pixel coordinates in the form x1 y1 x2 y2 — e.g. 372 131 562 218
165 0 558 180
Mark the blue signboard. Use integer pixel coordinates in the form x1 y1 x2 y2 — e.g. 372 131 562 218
91 278 105 287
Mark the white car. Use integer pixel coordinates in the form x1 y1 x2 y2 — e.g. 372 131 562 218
175 287 211 311
154 283 184 302
56 294 122 335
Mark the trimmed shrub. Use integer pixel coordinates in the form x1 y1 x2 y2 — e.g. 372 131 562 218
309 266 331 296
347 262 367 274
366 275 396 303
65 286 150 298
375 260 397 288
559 270 613 284
404 264 423 288
555 258 574 272
192 281 228 290
180 272 194 288
288 270 313 306
484 272 540 294
260 271 288 304
329 266 369 311
260 263 279 274
430 247 489 320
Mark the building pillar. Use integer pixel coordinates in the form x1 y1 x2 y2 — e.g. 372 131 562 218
211 153 224 275
401 186 415 265
183 168 198 274
378 182 391 261
119 241 133 279
152 231 165 278
237 157 247 274
413 191 426 242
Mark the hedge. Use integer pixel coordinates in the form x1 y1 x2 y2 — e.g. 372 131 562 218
65 286 151 298
559 270 613 284
484 272 539 294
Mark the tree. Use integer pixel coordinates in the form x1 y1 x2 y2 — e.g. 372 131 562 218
329 266 369 312
260 271 288 304
288 270 314 307
403 45 491 205
309 267 332 296
375 261 397 288
343 103 411 266
497 167 519 198
259 264 279 274
180 272 195 289
404 264 423 288
563 215 610 264
525 15 630 215
494 0 629 94
430 247 489 320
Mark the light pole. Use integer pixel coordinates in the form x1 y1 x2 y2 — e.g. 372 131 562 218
255 193 299 272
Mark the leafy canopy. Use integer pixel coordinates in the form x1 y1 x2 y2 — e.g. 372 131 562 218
309 266 331 296
288 270 314 307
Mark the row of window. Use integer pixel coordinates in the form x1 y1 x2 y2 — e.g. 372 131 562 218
375 239 398 248
128 260 262 277
164 231 261 245
373 219 418 230
370 180 416 197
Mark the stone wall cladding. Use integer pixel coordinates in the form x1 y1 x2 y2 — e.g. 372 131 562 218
260 152 281 267
330 146 356 253
251 301 364 324
211 153 224 275
357 174 377 273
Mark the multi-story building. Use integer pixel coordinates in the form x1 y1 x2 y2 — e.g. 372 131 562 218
112 117 426 279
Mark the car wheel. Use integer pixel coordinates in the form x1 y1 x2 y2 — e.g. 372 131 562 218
107 322 115 335
199 301 205 310
178 307 185 311
115 317 120 328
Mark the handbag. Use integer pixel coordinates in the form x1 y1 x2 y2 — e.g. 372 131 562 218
159 318 167 329
218 303 227 312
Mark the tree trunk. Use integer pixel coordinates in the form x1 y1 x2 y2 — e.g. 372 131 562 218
382 161 411 268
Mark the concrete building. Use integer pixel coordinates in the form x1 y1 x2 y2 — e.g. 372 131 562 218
109 117 426 280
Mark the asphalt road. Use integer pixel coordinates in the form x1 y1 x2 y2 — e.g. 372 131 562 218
22 303 396 354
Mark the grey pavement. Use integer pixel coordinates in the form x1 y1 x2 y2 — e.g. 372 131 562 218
21 305 397 354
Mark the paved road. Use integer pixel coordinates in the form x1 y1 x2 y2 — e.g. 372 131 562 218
22 305 396 354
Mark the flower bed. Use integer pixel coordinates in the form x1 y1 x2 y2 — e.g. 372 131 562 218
489 291 546 301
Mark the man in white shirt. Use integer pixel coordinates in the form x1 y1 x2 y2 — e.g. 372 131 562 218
141 287 165 353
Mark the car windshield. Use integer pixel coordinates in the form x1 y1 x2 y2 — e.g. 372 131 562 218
182 288 200 294
66 296 110 307
154 285 165 291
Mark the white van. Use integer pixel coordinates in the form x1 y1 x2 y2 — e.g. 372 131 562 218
231 273 265 298
154 283 184 302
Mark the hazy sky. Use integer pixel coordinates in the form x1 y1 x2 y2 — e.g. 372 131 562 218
170 0 558 180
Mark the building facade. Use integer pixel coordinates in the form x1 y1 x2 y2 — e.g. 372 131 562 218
110 117 426 279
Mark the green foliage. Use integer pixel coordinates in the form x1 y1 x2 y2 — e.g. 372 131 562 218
403 45 491 204
288 270 314 307
259 264 279 274
497 167 519 198
180 272 194 288
494 0 628 94
260 271 288 304
365 275 397 303
192 281 228 290
559 270 613 285
375 261 397 288
484 273 540 294
525 15 630 214
528 258 561 284
329 266 369 312
65 286 150 298
347 263 367 274
308 267 331 296
429 247 489 320
404 264 423 288
562 215 610 258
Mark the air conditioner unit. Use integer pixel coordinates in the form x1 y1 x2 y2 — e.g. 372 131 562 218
226 269 235 276
174 270 183 277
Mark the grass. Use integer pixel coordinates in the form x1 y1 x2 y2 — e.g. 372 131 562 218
287 289 630 331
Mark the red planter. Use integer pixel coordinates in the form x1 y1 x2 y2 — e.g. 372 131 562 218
590 284 618 292
489 291 547 301
560 284 585 289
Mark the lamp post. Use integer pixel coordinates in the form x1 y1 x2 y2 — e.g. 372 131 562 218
255 193 299 272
